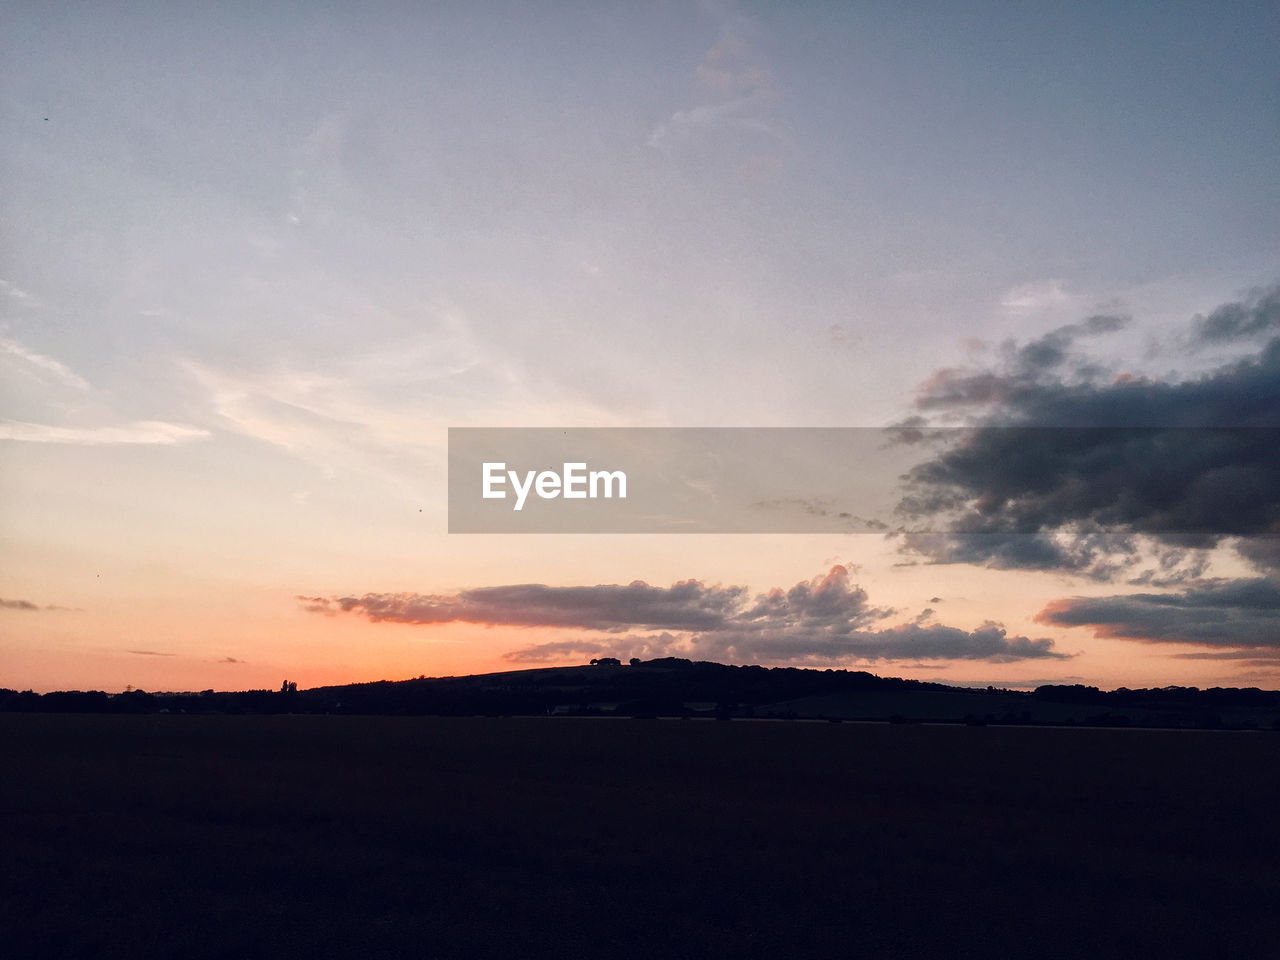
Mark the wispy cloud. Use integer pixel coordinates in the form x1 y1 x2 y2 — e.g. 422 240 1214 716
647 16 787 171
182 321 630 495
1 337 90 391
1173 650 1280 661
286 113 349 227
0 279 40 307
0 419 209 445
1000 279 1073 315
125 649 175 657
1 597 80 612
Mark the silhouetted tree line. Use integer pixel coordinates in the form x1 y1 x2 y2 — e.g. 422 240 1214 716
1033 683 1280 707
0 684 309 715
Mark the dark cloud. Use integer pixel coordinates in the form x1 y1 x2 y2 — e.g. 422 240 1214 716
924 291 1280 658
500 639 613 663
915 303 1280 429
898 286 1280 579
914 313 1129 413
884 416 951 446
126 649 175 657
1173 650 1280 661
1193 286 1280 343
903 429 1279 534
503 620 1067 666
304 569 864 634
1011 314 1129 374
309 566 1067 665
1036 578 1280 647
898 530 1143 581
218 657 244 664
0 597 78 611
700 620 1068 665
296 595 333 615
734 565 889 634
305 578 749 632
1234 536 1280 574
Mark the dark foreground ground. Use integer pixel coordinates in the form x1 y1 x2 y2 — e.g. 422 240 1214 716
2 715 1277 960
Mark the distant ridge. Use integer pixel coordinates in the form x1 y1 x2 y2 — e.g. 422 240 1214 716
5 658 1280 729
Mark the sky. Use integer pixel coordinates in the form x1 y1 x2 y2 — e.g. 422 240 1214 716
2 0 1279 693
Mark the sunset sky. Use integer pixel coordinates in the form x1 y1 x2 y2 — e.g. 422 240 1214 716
3 1 1278 693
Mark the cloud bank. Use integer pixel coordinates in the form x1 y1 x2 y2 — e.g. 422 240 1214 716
1037 578 1280 648
898 286 1280 662
897 286 1280 580
302 566 1067 665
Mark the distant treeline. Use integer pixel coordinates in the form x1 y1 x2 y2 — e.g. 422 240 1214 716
4 658 1280 728
3 659 923 716
1031 683 1280 707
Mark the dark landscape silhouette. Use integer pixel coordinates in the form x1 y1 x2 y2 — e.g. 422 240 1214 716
7 657 1280 730
5 707 1278 959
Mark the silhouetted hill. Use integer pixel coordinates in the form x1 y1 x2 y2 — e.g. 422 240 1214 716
5 659 1280 729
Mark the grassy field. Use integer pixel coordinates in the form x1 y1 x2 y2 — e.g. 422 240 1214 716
2 715 1277 959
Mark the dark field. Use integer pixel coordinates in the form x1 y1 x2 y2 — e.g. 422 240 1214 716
3 715 1277 959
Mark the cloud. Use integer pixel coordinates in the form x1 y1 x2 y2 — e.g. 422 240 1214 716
750 498 889 532
1235 536 1280 574
502 620 1066 666
1 338 90 391
915 315 1130 413
1 597 79 612
1036 578 1280 648
0 419 209 445
1000 279 1072 316
287 112 350 227
217 657 244 664
902 284 1280 661
1192 285 1280 343
501 639 614 663
896 421 1277 569
704 620 1066 665
916 337 1279 430
304 577 753 632
0 278 39 306
646 19 786 169
181 322 618 492
1014 314 1129 372
899 286 1280 578
126 649 175 657
911 315 1130 415
306 566 1067 665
